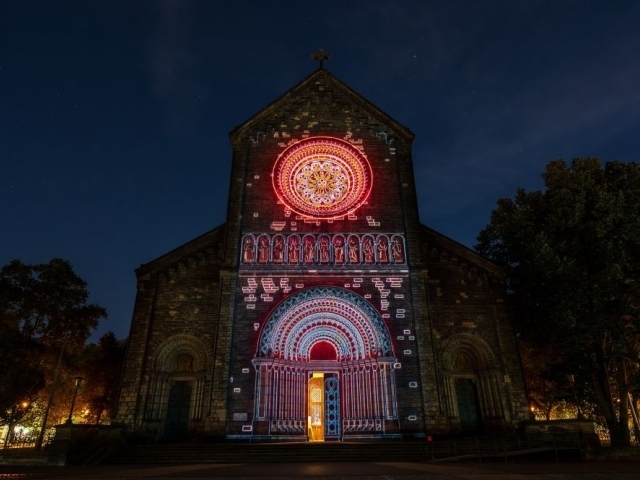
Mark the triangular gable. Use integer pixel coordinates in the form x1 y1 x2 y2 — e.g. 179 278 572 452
420 224 505 278
136 224 226 278
229 68 414 143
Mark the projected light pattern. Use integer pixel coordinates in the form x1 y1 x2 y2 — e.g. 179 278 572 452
297 161 348 207
253 287 399 435
257 287 392 360
240 233 406 265
272 137 372 219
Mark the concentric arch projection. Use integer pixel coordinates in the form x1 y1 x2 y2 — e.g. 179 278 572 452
257 287 393 361
272 137 373 219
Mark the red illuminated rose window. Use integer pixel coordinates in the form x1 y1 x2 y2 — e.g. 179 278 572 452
272 137 372 219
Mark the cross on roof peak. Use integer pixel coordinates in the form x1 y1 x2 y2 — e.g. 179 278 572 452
311 48 331 69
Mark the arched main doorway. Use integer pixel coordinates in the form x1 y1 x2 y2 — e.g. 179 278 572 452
252 287 398 440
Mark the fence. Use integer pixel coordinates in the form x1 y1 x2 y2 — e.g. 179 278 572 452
1 430 54 450
597 432 639 447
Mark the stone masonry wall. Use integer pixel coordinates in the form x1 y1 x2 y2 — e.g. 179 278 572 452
117 68 529 441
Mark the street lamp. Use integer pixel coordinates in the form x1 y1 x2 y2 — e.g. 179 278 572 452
65 377 84 425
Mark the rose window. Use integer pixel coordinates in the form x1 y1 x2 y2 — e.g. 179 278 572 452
272 137 372 219
296 161 348 207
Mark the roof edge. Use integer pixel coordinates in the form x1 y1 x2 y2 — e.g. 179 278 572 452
136 223 226 277
229 68 414 142
420 224 505 278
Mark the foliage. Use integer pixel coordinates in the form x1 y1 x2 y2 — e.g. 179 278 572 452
519 342 566 420
0 353 43 442
78 332 127 424
0 258 107 429
0 317 44 428
476 158 640 446
0 258 106 345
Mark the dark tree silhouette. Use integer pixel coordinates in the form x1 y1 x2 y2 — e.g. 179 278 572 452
476 159 640 446
79 332 126 424
0 258 107 436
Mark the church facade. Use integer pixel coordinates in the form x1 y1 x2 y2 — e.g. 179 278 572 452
115 64 529 441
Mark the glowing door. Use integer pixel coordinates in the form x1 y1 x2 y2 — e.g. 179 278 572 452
308 373 324 441
324 376 340 440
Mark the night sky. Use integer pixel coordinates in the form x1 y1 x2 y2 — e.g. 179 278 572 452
3 1 640 341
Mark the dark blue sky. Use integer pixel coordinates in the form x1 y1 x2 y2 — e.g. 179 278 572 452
2 1 639 341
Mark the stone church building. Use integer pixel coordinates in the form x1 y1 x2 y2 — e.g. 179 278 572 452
115 59 529 441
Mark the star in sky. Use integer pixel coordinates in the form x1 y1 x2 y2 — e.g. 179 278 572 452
2 1 639 340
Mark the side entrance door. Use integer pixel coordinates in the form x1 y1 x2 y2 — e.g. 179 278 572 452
455 378 481 432
165 381 191 440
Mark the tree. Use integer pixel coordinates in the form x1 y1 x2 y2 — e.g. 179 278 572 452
476 158 640 446
0 323 44 426
0 258 106 345
0 327 44 447
78 332 126 424
0 258 107 437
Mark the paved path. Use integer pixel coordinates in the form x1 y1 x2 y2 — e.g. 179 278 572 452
1 461 639 480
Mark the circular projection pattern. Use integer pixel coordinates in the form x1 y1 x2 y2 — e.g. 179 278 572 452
272 137 372 219
257 287 393 361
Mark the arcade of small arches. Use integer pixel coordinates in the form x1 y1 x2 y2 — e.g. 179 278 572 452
241 233 405 266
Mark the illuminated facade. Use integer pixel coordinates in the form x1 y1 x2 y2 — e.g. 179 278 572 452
272 137 372 219
116 65 529 441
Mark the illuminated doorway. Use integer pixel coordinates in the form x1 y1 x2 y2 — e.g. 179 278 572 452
308 373 325 441
253 287 398 440
308 372 341 442
324 375 340 439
